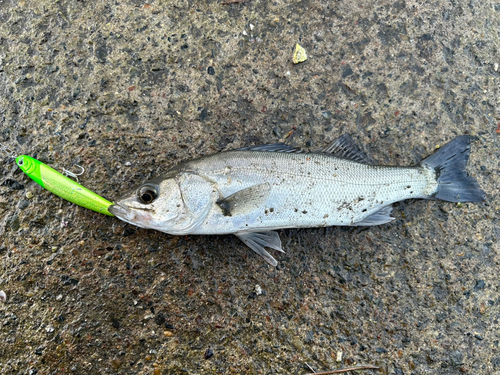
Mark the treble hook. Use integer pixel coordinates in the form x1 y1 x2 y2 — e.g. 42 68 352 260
0 142 17 158
62 164 85 182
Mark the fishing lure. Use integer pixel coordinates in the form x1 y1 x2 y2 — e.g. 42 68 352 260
15 155 115 216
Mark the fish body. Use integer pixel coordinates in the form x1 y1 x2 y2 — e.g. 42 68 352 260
110 135 484 265
16 155 115 216
160 151 433 233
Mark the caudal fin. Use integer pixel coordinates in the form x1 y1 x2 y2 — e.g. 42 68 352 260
421 135 485 202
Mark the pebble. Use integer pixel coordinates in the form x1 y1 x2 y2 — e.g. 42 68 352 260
207 66 215 75
204 348 214 359
474 279 485 290
18 200 30 210
2 179 24 190
56 294 63 301
154 313 165 326
292 43 307 64
255 284 262 295
0 290 6 303
26 191 34 199
450 350 463 366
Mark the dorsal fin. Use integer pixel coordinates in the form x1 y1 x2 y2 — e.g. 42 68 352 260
236 143 303 153
235 135 369 162
317 134 370 164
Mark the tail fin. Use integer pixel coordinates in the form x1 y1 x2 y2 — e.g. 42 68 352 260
421 135 485 202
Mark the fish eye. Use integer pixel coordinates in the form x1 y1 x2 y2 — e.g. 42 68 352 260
138 186 158 204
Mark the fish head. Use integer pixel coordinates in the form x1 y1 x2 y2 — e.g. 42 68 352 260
109 177 188 231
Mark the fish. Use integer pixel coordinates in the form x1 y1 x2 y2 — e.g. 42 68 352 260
109 134 485 266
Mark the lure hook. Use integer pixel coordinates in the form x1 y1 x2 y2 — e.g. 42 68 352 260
62 164 85 182
0 142 17 158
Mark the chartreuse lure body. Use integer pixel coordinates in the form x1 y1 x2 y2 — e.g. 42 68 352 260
16 155 114 216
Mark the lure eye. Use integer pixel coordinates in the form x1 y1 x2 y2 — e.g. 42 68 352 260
18 158 24 166
138 186 158 204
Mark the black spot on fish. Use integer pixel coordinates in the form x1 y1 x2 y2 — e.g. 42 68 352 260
294 208 298 212
302 210 308 214
269 208 274 213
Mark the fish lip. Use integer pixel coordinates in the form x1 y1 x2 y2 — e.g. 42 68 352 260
108 204 128 219
108 203 152 229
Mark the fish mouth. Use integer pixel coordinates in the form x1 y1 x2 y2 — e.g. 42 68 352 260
109 204 141 225
108 204 128 219
108 204 153 229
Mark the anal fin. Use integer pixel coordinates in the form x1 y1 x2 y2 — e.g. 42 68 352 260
354 205 394 226
236 231 284 266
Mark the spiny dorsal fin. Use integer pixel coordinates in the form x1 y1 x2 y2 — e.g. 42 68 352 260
317 134 371 164
236 143 303 153
236 134 369 163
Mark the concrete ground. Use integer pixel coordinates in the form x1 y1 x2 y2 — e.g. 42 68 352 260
1 0 499 374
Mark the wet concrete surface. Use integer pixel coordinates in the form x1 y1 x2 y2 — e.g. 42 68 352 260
0 0 499 374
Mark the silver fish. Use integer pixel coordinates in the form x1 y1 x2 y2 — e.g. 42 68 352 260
110 135 484 266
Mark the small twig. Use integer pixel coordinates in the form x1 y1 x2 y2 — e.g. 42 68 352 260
305 363 316 373
305 364 379 375
221 0 251 4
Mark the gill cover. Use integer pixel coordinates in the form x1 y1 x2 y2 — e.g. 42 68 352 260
110 173 216 235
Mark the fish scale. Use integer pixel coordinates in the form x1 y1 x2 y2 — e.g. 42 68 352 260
190 151 434 233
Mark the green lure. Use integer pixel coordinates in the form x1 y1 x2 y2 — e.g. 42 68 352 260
16 155 114 216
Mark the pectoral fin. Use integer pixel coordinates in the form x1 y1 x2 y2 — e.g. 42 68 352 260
216 183 271 217
236 231 284 266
